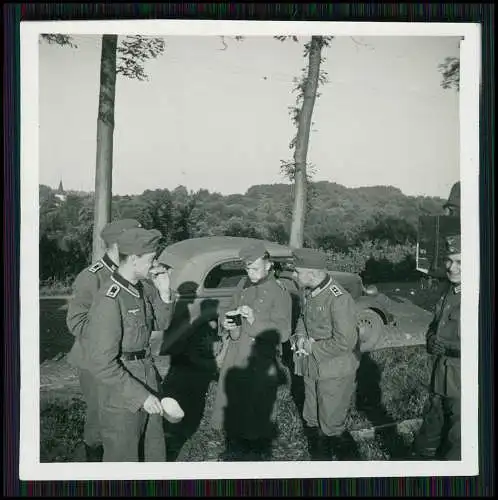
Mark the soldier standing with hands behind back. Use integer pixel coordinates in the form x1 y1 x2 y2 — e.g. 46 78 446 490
290 248 360 461
80 228 175 462
66 218 142 462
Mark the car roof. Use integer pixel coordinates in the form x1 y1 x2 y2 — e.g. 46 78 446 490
159 236 294 265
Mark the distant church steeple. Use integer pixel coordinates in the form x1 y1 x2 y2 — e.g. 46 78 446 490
55 179 67 203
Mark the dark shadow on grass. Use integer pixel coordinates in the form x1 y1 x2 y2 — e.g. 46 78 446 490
355 352 411 459
281 341 305 418
160 284 220 461
221 329 288 461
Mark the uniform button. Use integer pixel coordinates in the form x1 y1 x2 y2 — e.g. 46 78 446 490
259 299 263 303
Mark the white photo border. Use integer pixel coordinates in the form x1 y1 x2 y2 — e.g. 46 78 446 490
20 19 481 480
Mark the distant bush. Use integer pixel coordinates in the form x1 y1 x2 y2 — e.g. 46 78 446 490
39 277 73 296
326 240 419 283
39 182 444 286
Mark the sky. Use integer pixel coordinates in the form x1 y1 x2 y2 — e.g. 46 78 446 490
39 35 461 198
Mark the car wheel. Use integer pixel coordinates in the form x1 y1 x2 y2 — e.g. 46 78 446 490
356 309 384 352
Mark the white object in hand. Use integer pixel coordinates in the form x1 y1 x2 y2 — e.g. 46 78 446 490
160 397 185 423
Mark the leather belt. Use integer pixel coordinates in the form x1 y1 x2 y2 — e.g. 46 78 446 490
120 350 148 361
445 348 460 359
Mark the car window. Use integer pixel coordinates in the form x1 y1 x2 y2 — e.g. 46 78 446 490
203 260 247 289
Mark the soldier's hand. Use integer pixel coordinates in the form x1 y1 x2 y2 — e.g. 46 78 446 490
302 338 315 355
150 265 172 300
427 336 446 356
223 311 239 331
239 305 255 325
293 336 309 356
143 394 164 415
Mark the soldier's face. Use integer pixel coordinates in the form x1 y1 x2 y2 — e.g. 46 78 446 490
133 252 157 279
245 257 271 283
445 253 461 283
444 205 459 217
293 267 314 288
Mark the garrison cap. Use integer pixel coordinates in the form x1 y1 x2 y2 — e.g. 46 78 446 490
444 235 461 255
443 181 461 210
156 249 182 269
239 241 269 264
117 228 162 256
293 248 328 270
101 219 142 244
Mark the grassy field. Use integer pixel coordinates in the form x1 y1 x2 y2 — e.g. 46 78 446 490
40 344 431 462
39 280 439 462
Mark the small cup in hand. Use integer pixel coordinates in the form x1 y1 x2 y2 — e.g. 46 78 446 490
225 311 242 326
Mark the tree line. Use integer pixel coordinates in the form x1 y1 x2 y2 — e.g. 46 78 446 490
41 34 459 268
39 181 446 284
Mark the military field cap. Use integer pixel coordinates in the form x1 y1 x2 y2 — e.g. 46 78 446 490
156 249 182 269
443 181 461 209
239 241 269 264
101 219 142 244
293 248 328 270
444 234 461 255
117 228 162 256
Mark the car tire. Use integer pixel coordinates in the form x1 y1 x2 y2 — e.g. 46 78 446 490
356 309 384 352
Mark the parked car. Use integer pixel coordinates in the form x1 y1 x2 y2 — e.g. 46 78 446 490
156 236 396 366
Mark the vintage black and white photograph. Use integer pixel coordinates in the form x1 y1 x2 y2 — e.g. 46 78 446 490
20 20 480 480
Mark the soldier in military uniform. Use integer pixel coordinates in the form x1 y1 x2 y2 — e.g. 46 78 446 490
211 241 292 460
66 218 142 461
410 235 461 460
79 228 175 462
443 181 461 217
290 248 360 460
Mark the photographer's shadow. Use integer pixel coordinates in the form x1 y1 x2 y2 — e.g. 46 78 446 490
222 329 288 461
160 282 220 462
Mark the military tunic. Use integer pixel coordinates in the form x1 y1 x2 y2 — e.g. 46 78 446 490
294 275 360 437
413 281 461 460
211 273 292 439
66 254 118 447
80 272 174 462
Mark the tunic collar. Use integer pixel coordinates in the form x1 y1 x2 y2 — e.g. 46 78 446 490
101 253 118 272
111 271 141 298
310 276 333 298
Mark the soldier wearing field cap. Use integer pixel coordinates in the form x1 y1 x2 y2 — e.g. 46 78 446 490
211 240 292 460
443 181 461 217
79 228 175 462
66 218 141 462
290 248 360 461
411 234 462 460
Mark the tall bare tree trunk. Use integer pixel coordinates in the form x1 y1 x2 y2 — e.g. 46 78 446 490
92 35 118 261
289 36 323 249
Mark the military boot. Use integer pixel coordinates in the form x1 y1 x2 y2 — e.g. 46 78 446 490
305 427 331 461
328 431 361 461
303 426 319 459
251 438 273 461
85 443 104 462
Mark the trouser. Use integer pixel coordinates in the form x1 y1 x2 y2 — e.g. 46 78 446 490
99 404 166 462
303 374 356 437
412 393 461 460
79 369 101 447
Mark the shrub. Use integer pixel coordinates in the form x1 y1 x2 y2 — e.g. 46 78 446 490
326 240 417 278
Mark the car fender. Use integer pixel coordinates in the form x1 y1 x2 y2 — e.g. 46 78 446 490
354 295 395 325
